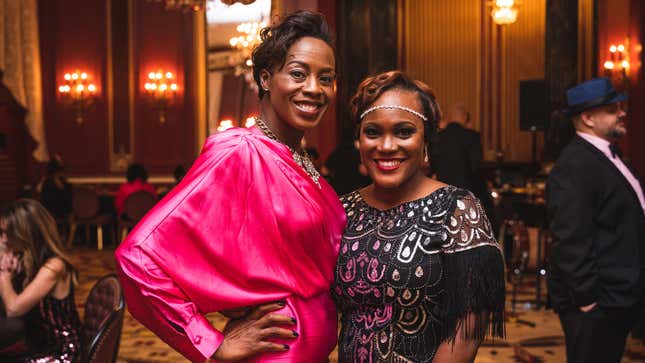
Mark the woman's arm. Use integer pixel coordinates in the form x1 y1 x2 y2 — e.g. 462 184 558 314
116 244 295 363
432 313 484 363
436 192 506 362
0 256 65 317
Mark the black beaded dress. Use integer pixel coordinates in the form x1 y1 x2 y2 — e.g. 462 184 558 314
21 281 82 363
332 186 505 363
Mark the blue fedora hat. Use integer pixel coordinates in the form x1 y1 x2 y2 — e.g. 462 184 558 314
564 77 627 117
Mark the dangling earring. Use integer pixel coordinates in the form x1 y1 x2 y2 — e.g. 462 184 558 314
423 146 429 163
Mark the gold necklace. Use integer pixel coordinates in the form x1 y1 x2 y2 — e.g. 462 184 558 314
255 118 321 187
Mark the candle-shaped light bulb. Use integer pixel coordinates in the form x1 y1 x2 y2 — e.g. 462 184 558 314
604 60 615 70
155 72 162 80
72 73 79 80
148 72 156 80
610 45 617 53
618 44 625 52
58 85 66 93
166 72 173 79
81 72 88 79
160 84 168 91
170 83 178 91
64 73 72 81
76 84 85 92
88 84 96 93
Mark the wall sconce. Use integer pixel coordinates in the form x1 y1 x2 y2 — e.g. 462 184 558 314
603 42 630 84
58 71 98 124
144 70 178 124
490 0 519 25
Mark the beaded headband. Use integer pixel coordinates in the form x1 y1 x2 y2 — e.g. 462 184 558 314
360 105 428 121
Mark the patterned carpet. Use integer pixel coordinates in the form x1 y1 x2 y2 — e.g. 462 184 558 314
68 247 645 363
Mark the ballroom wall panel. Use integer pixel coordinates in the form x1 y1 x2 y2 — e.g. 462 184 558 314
402 0 480 130
132 1 196 174
498 0 546 162
402 0 546 162
38 0 198 176
596 0 645 176
39 0 109 175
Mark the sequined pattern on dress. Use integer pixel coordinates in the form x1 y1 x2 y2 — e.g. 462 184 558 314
332 186 505 363
22 282 82 363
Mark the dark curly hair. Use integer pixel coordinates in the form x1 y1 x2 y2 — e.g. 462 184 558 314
350 70 442 150
252 10 334 100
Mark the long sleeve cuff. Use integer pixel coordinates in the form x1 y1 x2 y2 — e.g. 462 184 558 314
185 314 225 360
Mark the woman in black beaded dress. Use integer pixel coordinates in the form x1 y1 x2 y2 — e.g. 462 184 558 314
0 199 82 363
332 71 505 363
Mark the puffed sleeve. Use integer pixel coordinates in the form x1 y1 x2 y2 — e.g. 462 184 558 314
115 133 252 362
440 191 505 342
116 246 224 362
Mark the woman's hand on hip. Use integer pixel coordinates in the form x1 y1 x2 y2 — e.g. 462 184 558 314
211 301 297 362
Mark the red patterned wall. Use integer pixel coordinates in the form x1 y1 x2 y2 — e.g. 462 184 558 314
38 0 197 176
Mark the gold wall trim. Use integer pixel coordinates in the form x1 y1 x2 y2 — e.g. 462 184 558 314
68 176 175 184
128 0 135 161
194 10 207 155
108 0 134 171
578 0 595 81
107 0 115 170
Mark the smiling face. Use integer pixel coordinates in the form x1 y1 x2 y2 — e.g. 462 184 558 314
358 89 427 191
260 36 336 132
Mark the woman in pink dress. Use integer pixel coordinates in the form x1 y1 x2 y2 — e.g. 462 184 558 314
114 163 157 217
115 11 345 363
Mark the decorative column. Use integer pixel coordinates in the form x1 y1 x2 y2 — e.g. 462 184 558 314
544 0 580 160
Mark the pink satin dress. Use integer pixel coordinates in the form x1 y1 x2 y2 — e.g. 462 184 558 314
115 127 346 363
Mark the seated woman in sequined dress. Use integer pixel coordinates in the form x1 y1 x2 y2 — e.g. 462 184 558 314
115 10 345 363
332 71 505 363
0 199 82 363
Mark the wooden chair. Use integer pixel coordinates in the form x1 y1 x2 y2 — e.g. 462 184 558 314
82 274 125 363
117 191 156 242
69 188 114 250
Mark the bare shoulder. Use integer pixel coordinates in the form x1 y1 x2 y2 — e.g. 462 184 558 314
42 257 67 277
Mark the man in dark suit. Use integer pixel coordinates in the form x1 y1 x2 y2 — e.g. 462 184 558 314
547 78 645 363
432 104 497 232
432 104 483 193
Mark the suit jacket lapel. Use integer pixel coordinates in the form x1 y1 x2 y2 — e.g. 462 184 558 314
575 136 642 209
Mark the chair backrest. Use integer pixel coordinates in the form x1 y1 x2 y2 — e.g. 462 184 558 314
123 190 156 222
72 188 101 220
83 274 124 363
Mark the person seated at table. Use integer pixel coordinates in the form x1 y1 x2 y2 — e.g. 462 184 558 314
114 163 157 218
39 156 73 221
0 199 82 362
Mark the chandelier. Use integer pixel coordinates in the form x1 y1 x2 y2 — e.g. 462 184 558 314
148 0 256 12
229 21 267 67
228 20 267 94
148 0 205 12
490 0 519 25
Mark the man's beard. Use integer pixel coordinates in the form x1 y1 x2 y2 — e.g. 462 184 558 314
607 122 626 139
